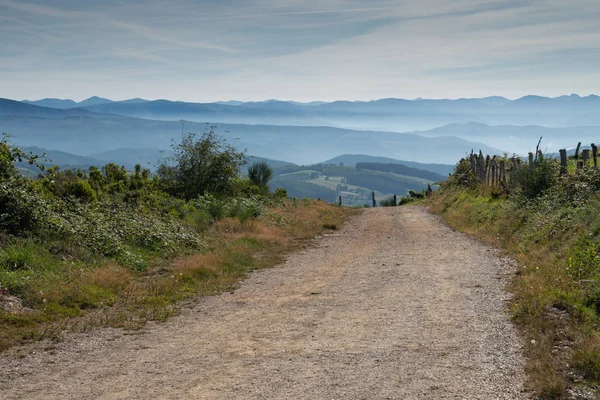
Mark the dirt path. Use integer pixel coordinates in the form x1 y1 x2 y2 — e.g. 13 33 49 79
0 206 527 399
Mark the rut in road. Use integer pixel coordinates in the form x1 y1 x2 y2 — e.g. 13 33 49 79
0 206 527 399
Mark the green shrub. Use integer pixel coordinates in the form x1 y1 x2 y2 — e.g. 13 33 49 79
66 180 97 203
206 199 224 222
442 158 478 189
566 237 600 281
273 187 287 200
247 162 273 193
515 155 558 199
379 196 396 207
0 180 55 235
158 129 246 200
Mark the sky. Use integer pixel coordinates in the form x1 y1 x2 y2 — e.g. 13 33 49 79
1 0 600 102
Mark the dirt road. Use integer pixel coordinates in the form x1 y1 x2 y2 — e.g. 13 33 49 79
0 206 527 399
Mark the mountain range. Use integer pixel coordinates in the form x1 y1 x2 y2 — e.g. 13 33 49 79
3 94 600 169
0 97 501 165
18 94 600 131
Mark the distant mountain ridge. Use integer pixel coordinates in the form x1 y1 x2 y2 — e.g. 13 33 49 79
17 94 600 131
3 96 598 166
0 101 501 164
0 98 104 118
23 96 150 109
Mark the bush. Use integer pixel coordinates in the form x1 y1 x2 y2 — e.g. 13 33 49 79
66 180 97 203
0 180 55 236
247 162 273 192
379 196 396 207
442 158 478 189
515 155 558 199
206 199 224 222
158 128 246 200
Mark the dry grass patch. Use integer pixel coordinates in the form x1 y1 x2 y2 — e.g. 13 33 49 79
0 199 354 351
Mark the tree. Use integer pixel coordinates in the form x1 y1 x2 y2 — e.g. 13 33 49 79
247 161 273 193
0 133 44 180
158 128 246 200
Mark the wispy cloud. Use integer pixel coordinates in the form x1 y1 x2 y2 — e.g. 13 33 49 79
0 0 236 53
186 6 401 21
0 0 599 101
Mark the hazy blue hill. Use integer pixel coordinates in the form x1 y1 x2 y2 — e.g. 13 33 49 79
246 156 296 170
313 98 424 114
20 146 106 168
390 160 455 176
215 101 245 106
0 98 101 119
241 100 309 112
317 154 455 175
318 154 410 166
22 98 78 109
117 98 149 104
78 96 113 107
413 122 600 156
12 95 600 132
355 162 446 182
11 144 292 173
0 108 499 164
89 148 169 169
81 99 313 123
22 97 148 109
500 94 600 116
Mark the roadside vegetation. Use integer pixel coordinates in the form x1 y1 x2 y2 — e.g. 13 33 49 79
428 147 600 398
0 130 350 351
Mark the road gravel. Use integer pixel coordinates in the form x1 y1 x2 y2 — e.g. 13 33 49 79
0 206 528 399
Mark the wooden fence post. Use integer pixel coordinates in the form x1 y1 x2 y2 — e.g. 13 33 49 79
583 149 590 166
495 159 500 186
500 160 506 186
592 143 598 169
478 153 485 184
393 194 397 207
484 154 492 186
577 161 584 170
372 192 376 208
528 152 534 165
510 158 518 189
338 195 342 206
559 149 567 174
575 142 582 159
491 161 496 188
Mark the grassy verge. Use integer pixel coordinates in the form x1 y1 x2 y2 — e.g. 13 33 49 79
427 186 600 399
0 199 353 351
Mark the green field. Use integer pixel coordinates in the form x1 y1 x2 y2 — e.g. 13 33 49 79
271 164 437 206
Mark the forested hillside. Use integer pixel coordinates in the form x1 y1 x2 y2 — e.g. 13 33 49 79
271 163 438 206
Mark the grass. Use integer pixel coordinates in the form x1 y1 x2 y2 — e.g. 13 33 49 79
0 199 353 351
427 186 600 398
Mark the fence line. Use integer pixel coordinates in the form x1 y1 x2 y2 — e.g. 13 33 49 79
466 140 600 190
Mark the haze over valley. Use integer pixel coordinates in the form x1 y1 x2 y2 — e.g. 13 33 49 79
2 92 599 203
1 0 599 202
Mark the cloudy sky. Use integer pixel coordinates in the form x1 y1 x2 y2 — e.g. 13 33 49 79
1 0 599 102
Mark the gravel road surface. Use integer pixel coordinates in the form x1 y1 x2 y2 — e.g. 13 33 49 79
0 206 527 399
